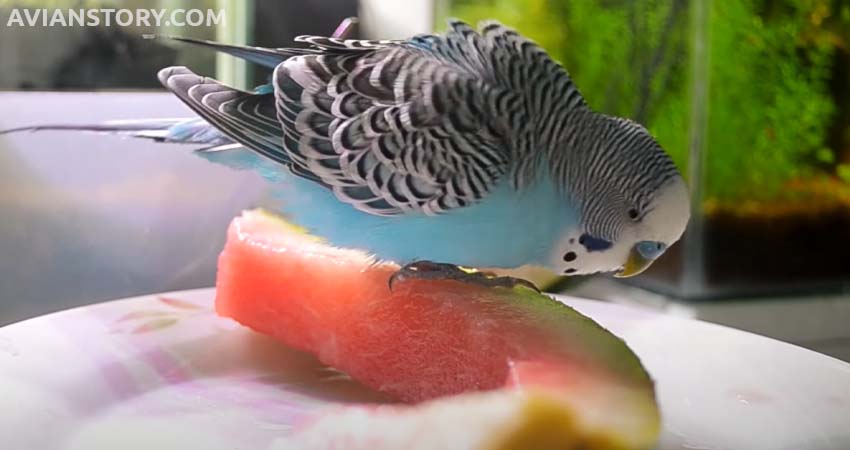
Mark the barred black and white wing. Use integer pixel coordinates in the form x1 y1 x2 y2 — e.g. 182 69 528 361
274 45 513 215
272 22 587 214
158 20 586 215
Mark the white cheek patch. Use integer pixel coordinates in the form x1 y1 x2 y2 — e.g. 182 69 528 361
549 232 631 276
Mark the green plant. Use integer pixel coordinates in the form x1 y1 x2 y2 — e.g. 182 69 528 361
706 0 835 201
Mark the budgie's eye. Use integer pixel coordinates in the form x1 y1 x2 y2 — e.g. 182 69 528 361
628 208 640 220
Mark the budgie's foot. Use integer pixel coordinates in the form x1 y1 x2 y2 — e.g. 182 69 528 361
388 261 540 293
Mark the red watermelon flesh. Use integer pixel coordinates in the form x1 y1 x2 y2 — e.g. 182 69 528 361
216 210 660 449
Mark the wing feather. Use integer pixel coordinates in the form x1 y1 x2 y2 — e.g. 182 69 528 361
158 20 583 216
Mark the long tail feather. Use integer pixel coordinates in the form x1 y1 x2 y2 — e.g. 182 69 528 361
0 117 279 178
159 16 358 68
0 117 235 148
0 118 173 135
164 36 297 68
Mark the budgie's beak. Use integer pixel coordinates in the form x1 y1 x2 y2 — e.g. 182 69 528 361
614 247 654 278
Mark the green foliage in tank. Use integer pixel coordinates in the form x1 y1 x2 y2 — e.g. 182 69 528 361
445 0 849 204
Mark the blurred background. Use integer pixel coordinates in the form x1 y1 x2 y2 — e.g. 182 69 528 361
0 0 848 361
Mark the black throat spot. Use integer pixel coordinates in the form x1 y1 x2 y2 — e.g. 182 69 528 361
579 233 612 252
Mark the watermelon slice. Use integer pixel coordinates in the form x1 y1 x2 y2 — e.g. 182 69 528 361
216 210 660 449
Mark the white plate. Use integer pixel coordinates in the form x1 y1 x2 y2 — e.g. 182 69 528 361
1 288 848 450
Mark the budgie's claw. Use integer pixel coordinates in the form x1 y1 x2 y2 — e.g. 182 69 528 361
388 261 540 293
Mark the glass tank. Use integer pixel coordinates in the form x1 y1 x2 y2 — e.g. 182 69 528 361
444 0 850 299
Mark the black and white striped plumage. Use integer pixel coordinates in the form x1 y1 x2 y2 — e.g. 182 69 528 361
159 21 591 216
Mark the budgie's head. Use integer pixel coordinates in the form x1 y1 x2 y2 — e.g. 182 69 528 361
548 116 690 277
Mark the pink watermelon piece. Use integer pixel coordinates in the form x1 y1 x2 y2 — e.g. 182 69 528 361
216 210 660 449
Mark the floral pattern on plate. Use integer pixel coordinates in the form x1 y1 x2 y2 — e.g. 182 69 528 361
1 288 849 450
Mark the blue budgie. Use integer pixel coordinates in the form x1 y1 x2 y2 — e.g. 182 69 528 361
3 20 690 279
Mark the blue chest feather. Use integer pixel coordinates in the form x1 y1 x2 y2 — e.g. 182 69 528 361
201 149 579 267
